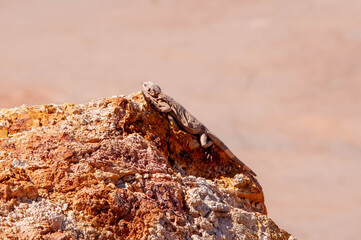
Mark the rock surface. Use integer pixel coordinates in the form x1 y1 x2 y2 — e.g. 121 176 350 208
0 92 294 239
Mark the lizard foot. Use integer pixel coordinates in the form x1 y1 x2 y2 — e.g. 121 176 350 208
204 145 214 160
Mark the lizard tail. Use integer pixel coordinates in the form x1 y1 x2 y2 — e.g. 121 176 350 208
207 131 257 177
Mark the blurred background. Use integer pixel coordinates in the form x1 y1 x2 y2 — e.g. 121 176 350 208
0 1 360 239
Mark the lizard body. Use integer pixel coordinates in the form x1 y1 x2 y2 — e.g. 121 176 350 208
141 82 257 177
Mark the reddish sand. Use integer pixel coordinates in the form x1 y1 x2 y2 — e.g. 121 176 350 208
1 1 360 239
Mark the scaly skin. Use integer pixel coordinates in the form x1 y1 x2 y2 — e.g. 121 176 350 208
141 82 257 177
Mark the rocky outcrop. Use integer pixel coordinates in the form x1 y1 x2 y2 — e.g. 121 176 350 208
0 92 295 239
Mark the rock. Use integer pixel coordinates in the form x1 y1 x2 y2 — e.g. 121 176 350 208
0 91 295 239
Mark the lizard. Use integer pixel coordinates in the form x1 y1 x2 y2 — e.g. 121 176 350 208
141 82 257 177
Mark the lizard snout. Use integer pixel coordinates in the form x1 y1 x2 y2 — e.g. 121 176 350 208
142 82 151 89
142 82 162 97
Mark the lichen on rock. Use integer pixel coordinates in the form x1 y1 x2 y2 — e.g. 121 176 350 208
0 92 295 239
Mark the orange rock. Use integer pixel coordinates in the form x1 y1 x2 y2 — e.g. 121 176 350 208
0 93 295 239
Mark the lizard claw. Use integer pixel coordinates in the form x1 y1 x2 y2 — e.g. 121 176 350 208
205 146 214 160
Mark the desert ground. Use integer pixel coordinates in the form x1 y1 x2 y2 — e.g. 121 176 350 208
0 1 360 239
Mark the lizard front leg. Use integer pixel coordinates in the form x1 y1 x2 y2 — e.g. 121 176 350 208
167 114 178 127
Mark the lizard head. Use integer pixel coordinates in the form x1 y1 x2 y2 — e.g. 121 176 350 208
142 82 162 97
